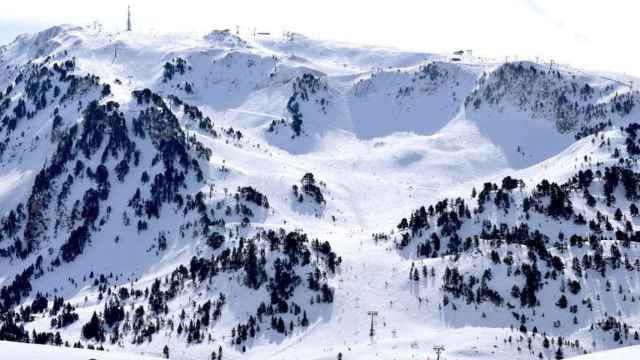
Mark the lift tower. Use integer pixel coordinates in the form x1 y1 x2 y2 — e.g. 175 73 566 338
367 311 378 337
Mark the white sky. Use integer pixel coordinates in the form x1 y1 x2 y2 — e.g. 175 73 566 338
0 0 638 77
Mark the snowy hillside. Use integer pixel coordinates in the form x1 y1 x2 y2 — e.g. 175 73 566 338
572 344 640 360
0 24 639 360
0 340 162 360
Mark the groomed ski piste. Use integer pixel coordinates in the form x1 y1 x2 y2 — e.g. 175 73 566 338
0 24 639 360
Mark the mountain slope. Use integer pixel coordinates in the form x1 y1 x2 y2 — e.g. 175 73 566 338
0 25 639 360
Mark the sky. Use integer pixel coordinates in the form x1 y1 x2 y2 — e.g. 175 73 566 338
0 0 638 77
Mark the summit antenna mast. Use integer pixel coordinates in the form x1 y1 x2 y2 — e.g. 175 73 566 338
127 5 132 32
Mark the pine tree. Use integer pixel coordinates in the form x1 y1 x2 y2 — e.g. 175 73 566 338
81 312 104 342
556 295 568 309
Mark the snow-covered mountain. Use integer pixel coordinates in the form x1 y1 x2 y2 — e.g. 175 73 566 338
0 24 639 360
